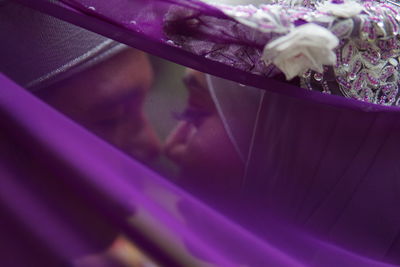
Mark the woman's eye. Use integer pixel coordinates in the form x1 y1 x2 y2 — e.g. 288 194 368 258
174 108 210 127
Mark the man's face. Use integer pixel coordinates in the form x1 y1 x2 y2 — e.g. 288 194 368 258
164 70 244 200
37 48 161 164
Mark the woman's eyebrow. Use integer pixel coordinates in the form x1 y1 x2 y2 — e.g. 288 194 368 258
183 73 199 87
183 73 216 110
183 73 207 93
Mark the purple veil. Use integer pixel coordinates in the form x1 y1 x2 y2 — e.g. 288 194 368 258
0 73 302 266
2 0 400 266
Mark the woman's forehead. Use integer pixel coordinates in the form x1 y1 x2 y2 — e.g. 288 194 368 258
184 70 215 109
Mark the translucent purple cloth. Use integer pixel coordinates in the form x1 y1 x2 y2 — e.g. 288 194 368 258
0 64 395 267
4 0 400 266
0 73 301 266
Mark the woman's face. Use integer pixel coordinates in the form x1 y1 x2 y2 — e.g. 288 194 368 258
36 48 161 164
165 70 244 199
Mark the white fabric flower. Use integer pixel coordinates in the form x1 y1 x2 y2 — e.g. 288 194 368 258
317 0 363 18
262 23 339 80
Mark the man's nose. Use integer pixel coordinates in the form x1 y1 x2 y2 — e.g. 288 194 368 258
164 121 195 165
129 121 162 163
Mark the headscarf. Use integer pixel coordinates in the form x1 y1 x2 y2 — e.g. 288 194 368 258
0 1 126 90
208 73 400 265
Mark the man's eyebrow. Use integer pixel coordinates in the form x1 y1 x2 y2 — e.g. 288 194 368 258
89 86 144 111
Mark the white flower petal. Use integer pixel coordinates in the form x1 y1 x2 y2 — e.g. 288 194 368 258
263 23 339 80
317 1 363 18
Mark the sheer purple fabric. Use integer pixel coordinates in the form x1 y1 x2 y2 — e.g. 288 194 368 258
1 67 396 267
0 73 302 266
3 0 400 266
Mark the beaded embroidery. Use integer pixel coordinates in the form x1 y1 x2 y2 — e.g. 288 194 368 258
202 0 400 105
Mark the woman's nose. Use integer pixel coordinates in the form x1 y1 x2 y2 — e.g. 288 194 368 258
164 121 195 164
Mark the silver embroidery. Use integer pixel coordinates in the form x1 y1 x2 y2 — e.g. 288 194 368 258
213 0 400 106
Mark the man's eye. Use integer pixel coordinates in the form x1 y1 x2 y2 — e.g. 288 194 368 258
174 108 210 127
94 117 119 129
